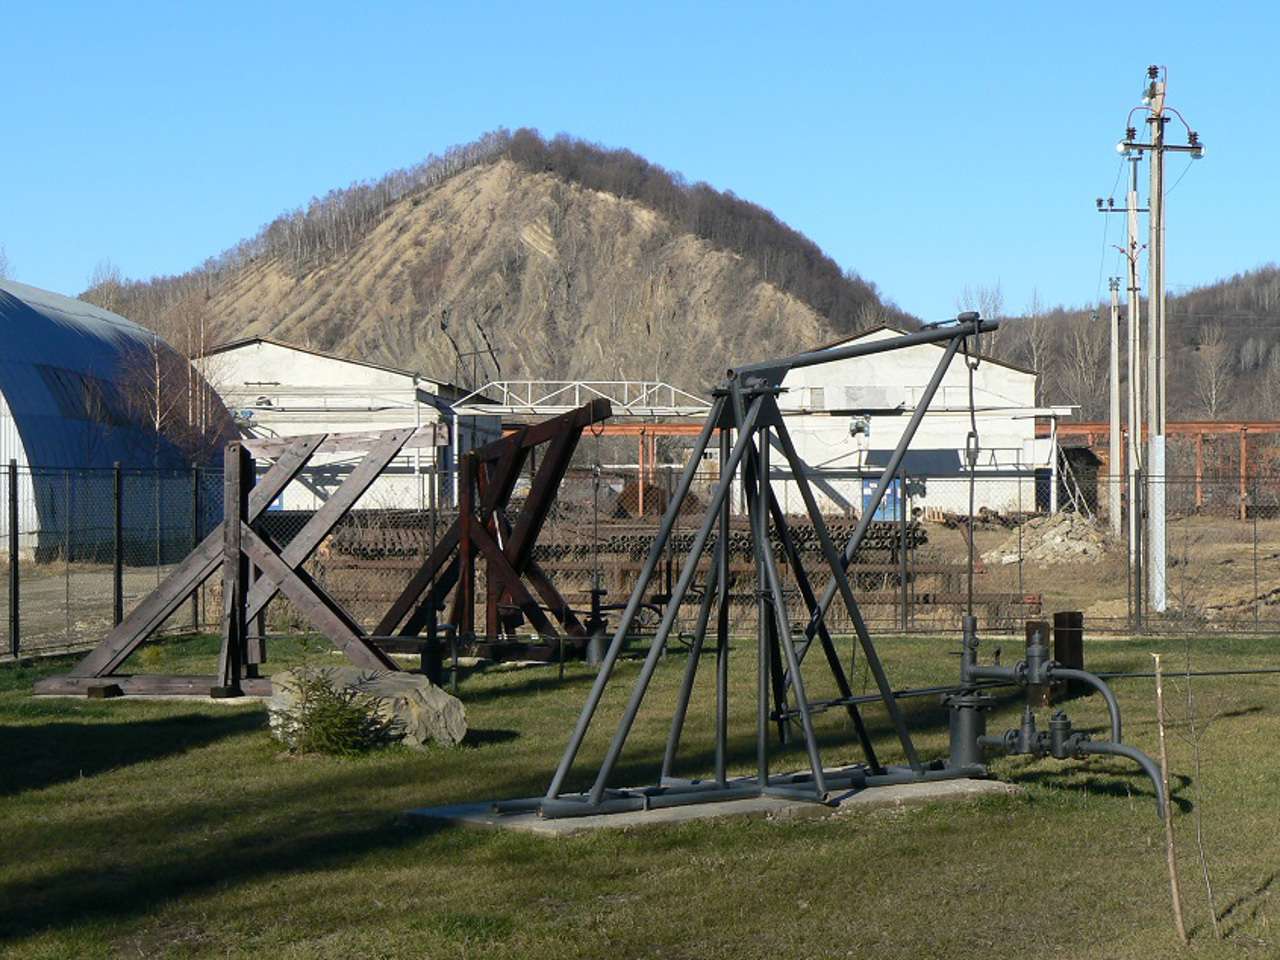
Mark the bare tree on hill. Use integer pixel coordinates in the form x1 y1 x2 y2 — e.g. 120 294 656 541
1191 321 1233 419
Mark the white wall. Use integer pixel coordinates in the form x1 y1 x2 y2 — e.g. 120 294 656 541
0 391 38 558
773 330 1048 516
201 341 500 510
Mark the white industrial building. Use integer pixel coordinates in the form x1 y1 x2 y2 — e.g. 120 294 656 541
199 338 501 510
774 327 1072 518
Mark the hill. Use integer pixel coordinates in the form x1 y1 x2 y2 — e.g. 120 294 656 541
991 265 1280 421
89 131 912 394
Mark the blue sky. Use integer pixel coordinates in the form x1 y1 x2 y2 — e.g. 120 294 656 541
1 1 1273 323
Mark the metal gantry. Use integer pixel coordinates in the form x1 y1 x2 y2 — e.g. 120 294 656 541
515 318 998 819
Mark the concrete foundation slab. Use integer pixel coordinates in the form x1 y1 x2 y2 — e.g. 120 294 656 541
406 778 1021 836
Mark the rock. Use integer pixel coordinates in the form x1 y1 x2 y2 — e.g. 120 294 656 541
981 512 1111 567
268 664 467 749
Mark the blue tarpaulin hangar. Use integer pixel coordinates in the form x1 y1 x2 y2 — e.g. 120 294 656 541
0 279 234 560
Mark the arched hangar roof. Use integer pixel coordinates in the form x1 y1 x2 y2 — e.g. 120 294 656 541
0 279 232 470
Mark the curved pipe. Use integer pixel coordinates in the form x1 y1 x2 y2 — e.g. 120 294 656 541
1050 667 1122 742
1074 739 1166 819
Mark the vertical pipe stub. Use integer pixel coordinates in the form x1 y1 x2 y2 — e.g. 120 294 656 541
947 613 993 770
945 691 995 769
1049 710 1073 759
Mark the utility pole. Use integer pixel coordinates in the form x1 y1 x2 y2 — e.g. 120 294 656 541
1126 155 1144 612
1096 162 1145 594
1117 65 1205 615
1147 71 1168 614
1108 278 1122 538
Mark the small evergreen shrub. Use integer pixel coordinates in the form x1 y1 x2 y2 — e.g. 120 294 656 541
281 669 403 756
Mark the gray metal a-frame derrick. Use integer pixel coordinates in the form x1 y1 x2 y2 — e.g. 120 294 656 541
510 315 1167 820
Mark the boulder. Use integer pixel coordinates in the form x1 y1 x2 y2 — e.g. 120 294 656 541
982 513 1110 567
267 664 467 749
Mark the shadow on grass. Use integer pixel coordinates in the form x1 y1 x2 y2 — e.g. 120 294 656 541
1218 870 1276 937
463 727 520 747
1010 766 1191 815
0 711 267 796
0 781 453 946
452 667 600 706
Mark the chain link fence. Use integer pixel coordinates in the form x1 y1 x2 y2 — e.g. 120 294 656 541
6 458 1280 662
0 463 223 658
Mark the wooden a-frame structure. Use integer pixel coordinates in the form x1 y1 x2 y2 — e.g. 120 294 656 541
36 401 614 696
36 426 446 697
375 399 612 657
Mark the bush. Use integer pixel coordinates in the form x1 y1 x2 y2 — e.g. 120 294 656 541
280 668 403 756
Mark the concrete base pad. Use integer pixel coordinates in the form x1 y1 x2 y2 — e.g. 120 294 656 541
406 778 1021 836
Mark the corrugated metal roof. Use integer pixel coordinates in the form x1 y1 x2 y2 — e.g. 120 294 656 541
0 279 233 470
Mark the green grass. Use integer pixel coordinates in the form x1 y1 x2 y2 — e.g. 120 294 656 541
2 632 1277 958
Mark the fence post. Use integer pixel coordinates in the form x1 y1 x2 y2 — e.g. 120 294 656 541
113 462 123 626
190 466 200 631
899 469 908 633
9 459 18 658
1133 467 1144 631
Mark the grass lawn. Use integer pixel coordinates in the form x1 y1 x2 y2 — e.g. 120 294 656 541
1 631 1278 958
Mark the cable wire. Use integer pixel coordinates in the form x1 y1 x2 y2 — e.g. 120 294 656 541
963 327 982 618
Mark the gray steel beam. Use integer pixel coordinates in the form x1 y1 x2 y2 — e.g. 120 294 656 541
543 395 733 800
581 395 765 807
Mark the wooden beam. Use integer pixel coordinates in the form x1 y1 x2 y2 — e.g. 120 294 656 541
240 526 397 671
468 524 559 637
241 424 446 457
70 434 325 679
35 674 274 697
218 444 251 691
243 428 414 620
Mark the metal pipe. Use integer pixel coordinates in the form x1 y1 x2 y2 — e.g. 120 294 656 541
827 331 971 597
1074 739 1167 819
583 397 764 806
966 663 1021 684
715 426 731 786
757 431 827 798
732 316 999 381
539 762 995 819
8 459 17 659
543 395 730 800
113 462 123 627
790 329 970 774
659 546 722 780
762 449 881 772
753 402 771 792
540 784 764 819
1049 666 1123 743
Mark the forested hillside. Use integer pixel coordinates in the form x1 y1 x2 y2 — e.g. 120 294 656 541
81 129 1280 418
85 130 909 393
992 265 1280 421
